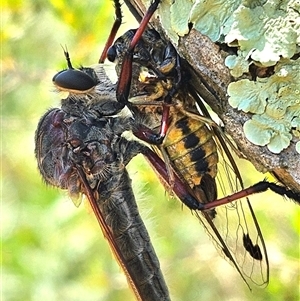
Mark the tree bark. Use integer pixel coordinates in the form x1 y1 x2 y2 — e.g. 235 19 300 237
124 0 300 193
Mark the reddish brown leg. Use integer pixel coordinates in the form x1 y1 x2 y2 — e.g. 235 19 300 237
99 0 122 63
202 182 300 210
133 103 170 145
142 148 300 210
117 0 174 144
141 147 204 210
116 0 161 104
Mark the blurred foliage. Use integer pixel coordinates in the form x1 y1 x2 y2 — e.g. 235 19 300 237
2 1 299 301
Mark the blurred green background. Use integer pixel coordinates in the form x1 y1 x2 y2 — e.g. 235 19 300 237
2 0 299 300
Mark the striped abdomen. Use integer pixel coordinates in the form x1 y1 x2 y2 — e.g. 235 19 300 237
163 114 218 203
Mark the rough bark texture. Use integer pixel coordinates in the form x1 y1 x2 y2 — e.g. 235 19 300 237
125 0 300 192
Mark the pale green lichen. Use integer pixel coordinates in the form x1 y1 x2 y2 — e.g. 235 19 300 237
157 0 241 44
228 58 300 153
158 0 300 65
224 1 300 66
157 0 180 44
189 0 240 42
225 51 252 77
170 0 193 37
228 79 270 114
243 115 293 153
154 0 300 153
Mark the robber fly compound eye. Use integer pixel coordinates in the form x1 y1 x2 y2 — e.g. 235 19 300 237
53 48 99 94
53 69 98 93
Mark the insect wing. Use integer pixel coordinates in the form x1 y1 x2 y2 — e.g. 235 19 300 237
195 194 269 287
75 165 143 300
191 104 269 287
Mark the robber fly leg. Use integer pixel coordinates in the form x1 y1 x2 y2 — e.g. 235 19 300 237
116 0 161 105
203 180 300 210
99 0 123 63
141 146 204 210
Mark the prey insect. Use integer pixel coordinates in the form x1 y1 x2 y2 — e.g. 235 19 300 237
100 0 300 288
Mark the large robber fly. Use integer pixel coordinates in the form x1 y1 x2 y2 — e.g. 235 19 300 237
35 67 174 300
35 0 300 300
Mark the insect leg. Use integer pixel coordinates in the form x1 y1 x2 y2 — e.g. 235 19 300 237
132 105 170 145
141 146 300 211
203 181 300 210
141 147 205 210
99 0 123 63
116 0 161 104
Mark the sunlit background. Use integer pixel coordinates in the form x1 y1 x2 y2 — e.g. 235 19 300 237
2 1 299 300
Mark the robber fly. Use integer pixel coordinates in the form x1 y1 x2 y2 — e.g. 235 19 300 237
99 0 300 289
36 41 210 301
35 65 174 300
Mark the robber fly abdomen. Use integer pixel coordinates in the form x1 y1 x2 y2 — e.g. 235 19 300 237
94 151 170 301
35 66 171 301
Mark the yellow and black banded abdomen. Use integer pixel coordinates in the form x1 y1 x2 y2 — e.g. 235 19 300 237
163 116 218 189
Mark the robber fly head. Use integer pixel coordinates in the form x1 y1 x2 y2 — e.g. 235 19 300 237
53 46 99 94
